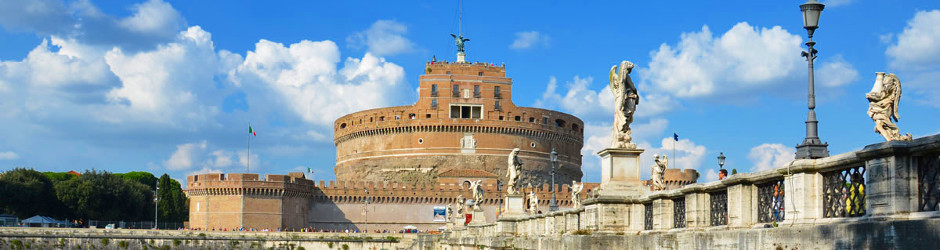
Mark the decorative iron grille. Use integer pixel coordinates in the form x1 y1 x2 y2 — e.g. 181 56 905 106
822 165 866 218
918 154 940 211
757 179 785 223
644 203 653 230
673 197 686 228
709 190 728 226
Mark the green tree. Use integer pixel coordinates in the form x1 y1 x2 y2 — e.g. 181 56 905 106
43 172 76 184
116 171 158 190
157 174 189 223
55 170 154 221
0 168 66 218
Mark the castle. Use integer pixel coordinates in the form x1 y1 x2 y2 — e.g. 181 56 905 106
185 52 698 232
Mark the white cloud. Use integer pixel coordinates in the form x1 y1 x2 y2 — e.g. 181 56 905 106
238 150 260 171
747 143 795 172
817 55 859 87
118 0 185 37
231 39 408 126
0 151 18 160
346 20 415 56
209 150 234 167
641 22 856 99
886 10 940 106
164 140 207 170
510 31 549 50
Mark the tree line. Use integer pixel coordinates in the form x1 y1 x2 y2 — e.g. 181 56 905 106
0 168 188 224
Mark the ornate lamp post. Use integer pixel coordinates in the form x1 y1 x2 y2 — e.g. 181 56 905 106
549 148 559 212
154 180 159 230
795 0 830 159
718 152 726 169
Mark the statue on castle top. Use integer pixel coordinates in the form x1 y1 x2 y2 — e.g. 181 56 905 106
470 180 484 208
610 60 639 149
867 72 912 141
451 34 470 53
652 154 667 191
528 190 539 214
571 180 584 208
506 148 523 195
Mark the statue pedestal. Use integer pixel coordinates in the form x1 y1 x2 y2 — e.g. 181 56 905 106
503 193 525 217
596 148 647 195
457 52 466 63
468 206 487 225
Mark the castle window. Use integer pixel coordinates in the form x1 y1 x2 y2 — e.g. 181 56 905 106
473 85 481 98
515 116 521 121
572 123 580 131
478 72 483 76
529 117 535 123
499 116 504 120
494 100 501 111
409 113 416 119
542 117 548 125
446 71 451 75
340 123 347 129
449 104 482 119
555 119 566 127
426 114 431 119
431 84 438 97
431 99 438 109
494 86 502 99
452 84 460 97
379 116 385 121
395 115 401 120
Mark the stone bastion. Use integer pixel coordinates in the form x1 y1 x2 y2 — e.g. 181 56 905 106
333 60 584 186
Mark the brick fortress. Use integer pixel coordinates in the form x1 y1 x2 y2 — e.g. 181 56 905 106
333 59 584 186
186 55 699 232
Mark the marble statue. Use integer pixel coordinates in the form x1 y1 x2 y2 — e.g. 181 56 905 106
610 60 639 149
470 180 484 208
571 180 583 208
451 34 470 53
528 191 539 213
455 195 465 216
446 204 453 222
652 154 667 191
867 72 912 141
506 148 523 194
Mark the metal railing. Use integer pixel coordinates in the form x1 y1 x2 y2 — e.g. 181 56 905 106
757 179 785 223
643 203 653 230
709 190 728 226
673 198 686 228
88 220 184 229
918 154 940 211
822 165 866 218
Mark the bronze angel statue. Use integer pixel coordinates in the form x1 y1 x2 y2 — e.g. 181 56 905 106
451 34 470 53
866 72 911 141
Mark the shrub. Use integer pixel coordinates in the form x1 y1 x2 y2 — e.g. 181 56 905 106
173 239 181 246
327 242 334 248
571 229 592 235
118 240 129 249
101 238 110 245
342 244 349 250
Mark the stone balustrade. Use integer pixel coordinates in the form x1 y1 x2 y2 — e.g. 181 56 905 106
443 134 940 248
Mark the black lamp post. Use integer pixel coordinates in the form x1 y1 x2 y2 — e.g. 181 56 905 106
718 152 726 169
549 148 559 212
795 0 830 159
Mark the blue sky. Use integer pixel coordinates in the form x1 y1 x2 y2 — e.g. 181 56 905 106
1 0 938 184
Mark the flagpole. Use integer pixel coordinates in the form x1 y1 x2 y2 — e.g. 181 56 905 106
247 122 251 173
673 132 676 170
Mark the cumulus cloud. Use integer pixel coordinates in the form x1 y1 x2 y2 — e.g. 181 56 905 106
346 20 415 56
817 55 859 87
886 10 940 106
510 31 550 50
0 151 18 160
579 119 670 181
231 39 408 126
747 143 795 172
164 140 207 170
640 22 857 99
118 0 185 37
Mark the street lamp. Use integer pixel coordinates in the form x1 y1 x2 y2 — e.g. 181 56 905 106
154 180 159 230
549 148 559 212
718 152 726 169
795 0 830 159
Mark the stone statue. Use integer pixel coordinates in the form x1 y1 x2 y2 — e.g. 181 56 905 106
446 204 453 222
571 180 583 208
867 72 912 141
610 60 639 149
528 191 539 213
451 34 470 53
455 195 465 217
506 148 523 195
470 180 484 208
652 154 667 191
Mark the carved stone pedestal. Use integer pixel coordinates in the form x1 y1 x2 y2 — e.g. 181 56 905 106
597 147 648 195
469 206 487 225
503 193 525 216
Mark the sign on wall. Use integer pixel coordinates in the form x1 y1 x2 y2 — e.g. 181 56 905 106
433 206 446 222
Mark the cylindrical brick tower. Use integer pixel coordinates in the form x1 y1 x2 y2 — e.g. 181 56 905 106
333 60 584 186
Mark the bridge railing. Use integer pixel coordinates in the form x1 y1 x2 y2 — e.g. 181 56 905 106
449 134 940 237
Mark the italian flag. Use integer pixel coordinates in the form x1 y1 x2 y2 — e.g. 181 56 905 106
249 125 256 136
